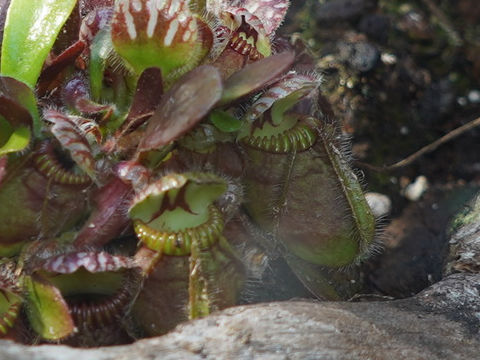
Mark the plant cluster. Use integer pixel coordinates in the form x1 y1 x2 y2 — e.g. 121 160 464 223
0 0 376 346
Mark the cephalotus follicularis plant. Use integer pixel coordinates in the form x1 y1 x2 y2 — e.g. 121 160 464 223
0 0 377 345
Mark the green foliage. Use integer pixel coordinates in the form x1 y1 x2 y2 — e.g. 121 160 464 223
1 0 77 88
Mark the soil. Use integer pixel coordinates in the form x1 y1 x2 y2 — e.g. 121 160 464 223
283 0 480 298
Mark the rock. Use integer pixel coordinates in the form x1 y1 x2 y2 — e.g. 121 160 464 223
0 273 478 360
338 41 380 72
1 189 479 359
365 192 392 218
446 194 480 273
467 90 480 104
417 273 480 332
404 176 429 201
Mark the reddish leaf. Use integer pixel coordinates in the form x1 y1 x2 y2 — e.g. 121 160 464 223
51 1 82 55
208 1 280 61
129 67 164 116
75 100 113 118
223 6 267 35
211 5 271 61
244 72 318 122
240 0 289 35
62 75 89 107
79 6 114 47
115 160 151 191
72 117 103 144
0 156 7 186
0 76 37 128
62 75 113 116
37 41 86 97
118 67 163 136
196 16 215 60
0 79 34 153
137 65 222 153
210 47 250 80
210 0 289 35
43 109 97 180
102 128 145 155
219 51 294 105
0 96 32 127
74 177 133 248
45 108 102 144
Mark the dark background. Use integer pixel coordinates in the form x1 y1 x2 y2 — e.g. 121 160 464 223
283 0 480 298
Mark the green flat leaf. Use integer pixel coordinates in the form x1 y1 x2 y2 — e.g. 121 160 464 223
209 110 242 133
1 0 77 88
0 125 30 156
25 274 75 340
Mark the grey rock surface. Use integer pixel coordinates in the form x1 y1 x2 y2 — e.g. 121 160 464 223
447 194 480 273
365 192 392 218
0 273 478 360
